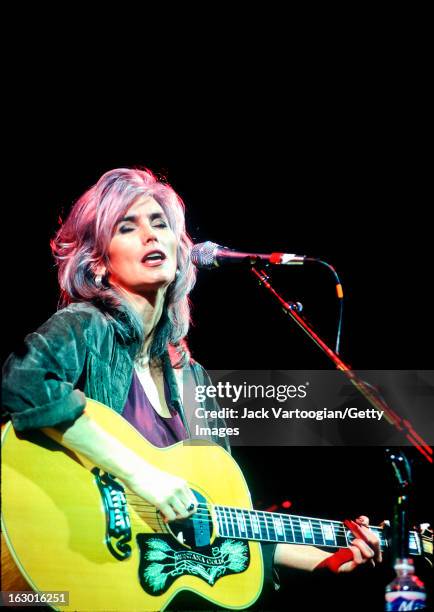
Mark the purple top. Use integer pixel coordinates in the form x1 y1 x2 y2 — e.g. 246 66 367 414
122 370 188 448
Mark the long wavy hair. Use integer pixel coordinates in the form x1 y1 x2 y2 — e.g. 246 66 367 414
51 168 197 366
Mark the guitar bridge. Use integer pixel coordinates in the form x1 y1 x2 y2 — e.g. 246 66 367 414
93 468 132 560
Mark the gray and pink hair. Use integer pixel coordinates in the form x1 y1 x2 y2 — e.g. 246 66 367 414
51 168 197 365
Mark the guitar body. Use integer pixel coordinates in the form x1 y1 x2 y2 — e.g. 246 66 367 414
1 400 264 611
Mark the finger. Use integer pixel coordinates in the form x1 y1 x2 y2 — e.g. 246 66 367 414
348 519 380 561
345 519 379 548
354 522 382 562
186 500 197 515
170 496 192 519
355 523 378 545
159 504 177 523
348 544 363 566
161 480 192 519
178 489 198 515
345 519 368 542
351 538 375 561
356 515 370 527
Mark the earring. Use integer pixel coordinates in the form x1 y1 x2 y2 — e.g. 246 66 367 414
95 274 106 289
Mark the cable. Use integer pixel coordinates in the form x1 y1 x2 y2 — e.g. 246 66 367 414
305 257 344 355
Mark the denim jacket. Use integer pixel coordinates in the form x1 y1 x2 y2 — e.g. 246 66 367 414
1 301 283 597
1 301 230 452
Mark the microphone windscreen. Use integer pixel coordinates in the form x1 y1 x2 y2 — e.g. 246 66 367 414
190 242 219 269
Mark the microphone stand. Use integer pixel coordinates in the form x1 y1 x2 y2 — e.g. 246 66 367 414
251 266 432 465
383 449 429 610
385 448 412 561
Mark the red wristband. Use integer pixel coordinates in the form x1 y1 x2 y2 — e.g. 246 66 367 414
314 548 354 573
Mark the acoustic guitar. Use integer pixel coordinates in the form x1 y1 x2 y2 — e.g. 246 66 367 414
1 399 431 611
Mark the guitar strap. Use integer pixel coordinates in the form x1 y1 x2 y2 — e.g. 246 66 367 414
162 354 231 453
162 351 191 437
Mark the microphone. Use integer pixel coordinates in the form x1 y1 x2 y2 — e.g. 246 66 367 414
191 241 306 270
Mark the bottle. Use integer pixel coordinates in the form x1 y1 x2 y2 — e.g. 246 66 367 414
385 557 426 610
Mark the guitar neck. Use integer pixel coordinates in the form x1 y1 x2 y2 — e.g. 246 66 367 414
213 505 422 556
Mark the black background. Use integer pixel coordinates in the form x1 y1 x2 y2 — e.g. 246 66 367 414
2 106 432 609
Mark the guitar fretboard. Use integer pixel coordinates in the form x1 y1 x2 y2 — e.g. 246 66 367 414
214 506 421 555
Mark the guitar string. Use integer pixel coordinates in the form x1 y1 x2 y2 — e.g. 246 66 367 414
125 516 352 546
120 505 386 546
120 493 387 542
125 513 387 548
123 495 382 537
124 502 374 532
124 493 381 531
121 502 385 543
124 493 350 527
126 500 351 531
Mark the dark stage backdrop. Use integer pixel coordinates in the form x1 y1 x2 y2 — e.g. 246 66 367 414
2 141 431 609
4 145 431 371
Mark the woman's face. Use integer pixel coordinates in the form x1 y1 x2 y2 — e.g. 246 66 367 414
107 196 178 299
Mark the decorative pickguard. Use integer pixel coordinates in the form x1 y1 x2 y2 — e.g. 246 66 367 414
137 534 250 595
93 468 132 560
